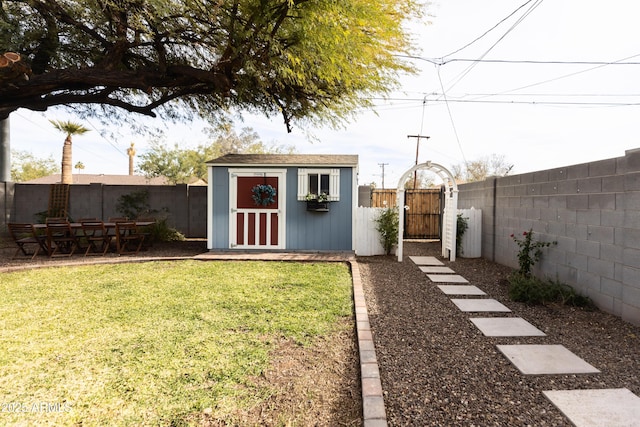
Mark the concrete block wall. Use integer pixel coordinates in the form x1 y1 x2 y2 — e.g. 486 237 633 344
458 148 640 326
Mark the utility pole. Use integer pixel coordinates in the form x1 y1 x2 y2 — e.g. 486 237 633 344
407 134 430 188
378 163 388 189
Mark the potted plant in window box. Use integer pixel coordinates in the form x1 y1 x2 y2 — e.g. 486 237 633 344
305 192 330 212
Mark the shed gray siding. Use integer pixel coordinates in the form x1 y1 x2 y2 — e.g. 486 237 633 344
209 165 353 251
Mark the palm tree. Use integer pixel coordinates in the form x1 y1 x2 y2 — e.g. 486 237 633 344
50 120 90 184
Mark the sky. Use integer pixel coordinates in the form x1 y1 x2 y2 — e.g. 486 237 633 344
8 0 640 188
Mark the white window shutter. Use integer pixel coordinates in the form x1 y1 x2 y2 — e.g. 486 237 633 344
329 169 340 201
297 168 308 200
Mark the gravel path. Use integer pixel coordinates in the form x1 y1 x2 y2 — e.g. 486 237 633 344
357 241 640 426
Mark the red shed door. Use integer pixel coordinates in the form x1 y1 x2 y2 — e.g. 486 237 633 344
230 170 286 249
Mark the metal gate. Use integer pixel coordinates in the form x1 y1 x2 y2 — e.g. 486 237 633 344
370 188 442 239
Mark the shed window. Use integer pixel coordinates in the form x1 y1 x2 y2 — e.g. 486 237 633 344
297 169 340 201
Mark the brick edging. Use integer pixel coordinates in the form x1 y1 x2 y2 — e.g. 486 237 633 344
350 260 387 426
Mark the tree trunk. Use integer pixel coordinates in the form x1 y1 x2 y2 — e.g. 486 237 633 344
0 118 9 182
61 136 72 184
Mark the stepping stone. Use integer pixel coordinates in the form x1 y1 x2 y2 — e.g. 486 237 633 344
438 285 486 296
419 266 455 274
427 274 468 283
470 317 546 337
543 388 640 427
409 256 444 266
497 344 600 375
451 299 511 312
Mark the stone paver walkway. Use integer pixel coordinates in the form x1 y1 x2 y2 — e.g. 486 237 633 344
410 255 640 427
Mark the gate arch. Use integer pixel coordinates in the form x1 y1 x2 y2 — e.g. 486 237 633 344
396 161 458 262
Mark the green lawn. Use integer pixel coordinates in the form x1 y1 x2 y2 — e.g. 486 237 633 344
0 260 353 426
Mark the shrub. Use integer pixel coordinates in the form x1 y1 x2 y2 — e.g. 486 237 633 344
150 218 185 242
116 190 184 242
508 273 594 308
456 213 469 256
375 207 399 255
510 229 556 278
506 229 591 307
116 189 153 219
508 273 555 305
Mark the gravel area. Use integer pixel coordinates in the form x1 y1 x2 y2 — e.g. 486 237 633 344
357 241 640 426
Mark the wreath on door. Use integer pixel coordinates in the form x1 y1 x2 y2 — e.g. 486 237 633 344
251 184 277 206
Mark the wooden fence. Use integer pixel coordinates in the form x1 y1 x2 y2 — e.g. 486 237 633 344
370 188 442 239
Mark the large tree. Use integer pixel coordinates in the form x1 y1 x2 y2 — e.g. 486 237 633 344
10 150 59 182
452 154 514 183
137 123 293 184
0 0 422 132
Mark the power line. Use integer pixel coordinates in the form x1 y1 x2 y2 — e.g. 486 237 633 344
470 52 640 101
400 55 640 66
442 0 538 58
367 96 640 107
443 0 545 94
442 58 640 66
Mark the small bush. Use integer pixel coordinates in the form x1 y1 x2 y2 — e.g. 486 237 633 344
116 190 183 242
150 218 185 242
456 214 469 256
116 189 153 219
375 207 399 255
508 273 593 308
510 229 556 278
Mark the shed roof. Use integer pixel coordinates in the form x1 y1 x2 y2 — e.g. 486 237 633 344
207 154 358 167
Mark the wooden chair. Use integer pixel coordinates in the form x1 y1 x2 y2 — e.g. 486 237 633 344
135 216 156 248
8 223 47 260
80 220 112 256
45 217 69 224
115 221 145 255
107 216 128 223
78 217 100 222
46 221 80 257
107 217 128 237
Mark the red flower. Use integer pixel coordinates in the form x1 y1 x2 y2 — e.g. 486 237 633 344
510 234 514 238
523 231 528 236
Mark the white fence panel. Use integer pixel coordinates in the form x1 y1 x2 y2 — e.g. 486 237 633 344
458 207 482 258
355 207 386 256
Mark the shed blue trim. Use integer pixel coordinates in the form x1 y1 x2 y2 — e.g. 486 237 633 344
285 168 353 250
211 167 230 249
209 165 354 251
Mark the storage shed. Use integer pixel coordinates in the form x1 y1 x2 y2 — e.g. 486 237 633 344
206 154 358 251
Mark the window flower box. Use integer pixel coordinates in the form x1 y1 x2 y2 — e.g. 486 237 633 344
306 200 330 212
305 192 330 212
